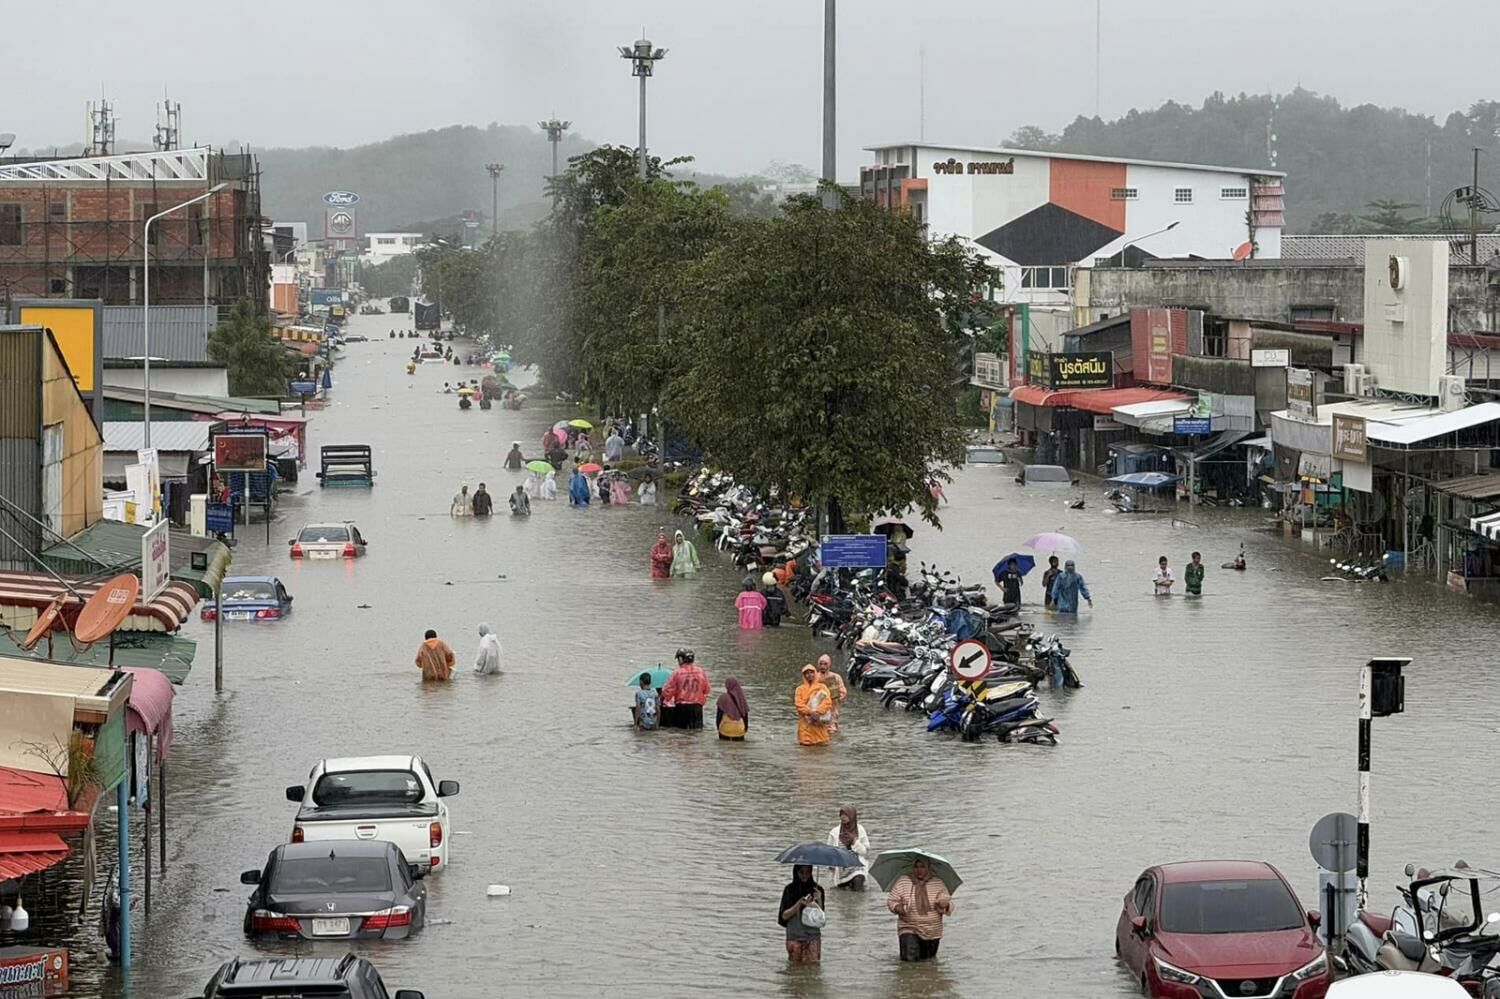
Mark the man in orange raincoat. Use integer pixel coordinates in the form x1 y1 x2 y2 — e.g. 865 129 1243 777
415 629 456 682
795 664 832 746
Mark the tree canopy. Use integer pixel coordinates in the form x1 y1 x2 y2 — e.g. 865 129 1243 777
207 300 296 396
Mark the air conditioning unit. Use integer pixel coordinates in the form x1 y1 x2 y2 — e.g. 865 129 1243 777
1343 363 1366 396
1438 374 1467 413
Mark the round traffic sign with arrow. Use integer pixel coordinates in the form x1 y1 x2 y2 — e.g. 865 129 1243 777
950 638 992 681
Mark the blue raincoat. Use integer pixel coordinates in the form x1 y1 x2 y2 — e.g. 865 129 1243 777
1049 568 1091 613
568 470 590 506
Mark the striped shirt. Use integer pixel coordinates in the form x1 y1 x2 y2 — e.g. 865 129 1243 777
886 875 952 940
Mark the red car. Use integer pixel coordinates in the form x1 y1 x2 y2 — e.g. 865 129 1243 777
1116 860 1332 999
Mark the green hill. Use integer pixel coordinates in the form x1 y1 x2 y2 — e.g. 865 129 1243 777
1007 88 1500 233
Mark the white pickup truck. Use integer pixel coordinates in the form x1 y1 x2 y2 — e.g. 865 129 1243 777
285 755 459 872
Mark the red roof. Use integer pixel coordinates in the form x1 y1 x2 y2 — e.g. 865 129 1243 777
1068 387 1190 415
1010 385 1189 414
0 570 198 633
0 831 70 880
1158 860 1281 884
0 767 68 816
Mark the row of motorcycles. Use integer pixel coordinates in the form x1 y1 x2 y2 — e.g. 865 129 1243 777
671 469 1083 746
1342 862 1500 995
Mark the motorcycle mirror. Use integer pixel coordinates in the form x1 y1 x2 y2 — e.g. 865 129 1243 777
1488 912 1500 925
1439 883 1451 897
1405 863 1416 877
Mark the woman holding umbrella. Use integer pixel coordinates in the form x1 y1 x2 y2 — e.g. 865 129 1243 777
777 864 826 964
648 531 674 579
876 852 956 962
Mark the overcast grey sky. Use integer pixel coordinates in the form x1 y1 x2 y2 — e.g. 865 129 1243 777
11 0 1500 175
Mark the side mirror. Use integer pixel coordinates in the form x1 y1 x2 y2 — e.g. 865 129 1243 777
1131 916 1149 937
437 780 460 797
1307 910 1322 929
409 865 427 880
287 539 296 546
240 869 261 885
285 786 305 802
285 595 294 603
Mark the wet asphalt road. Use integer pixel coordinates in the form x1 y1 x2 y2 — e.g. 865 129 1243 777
82 309 1500 998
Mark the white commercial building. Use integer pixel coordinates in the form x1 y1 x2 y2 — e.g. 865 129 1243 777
362 232 424 264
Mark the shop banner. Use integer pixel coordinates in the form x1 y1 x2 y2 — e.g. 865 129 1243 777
1025 351 1113 389
1332 413 1368 462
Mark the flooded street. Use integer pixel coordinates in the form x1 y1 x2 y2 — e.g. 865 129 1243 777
103 311 1500 998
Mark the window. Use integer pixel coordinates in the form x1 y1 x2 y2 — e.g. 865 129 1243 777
1159 879 1303 934
1220 186 1248 200
311 769 423 807
1290 305 1335 322
47 201 66 221
1020 265 1069 290
0 204 22 245
271 855 391 894
188 205 204 247
1174 187 1194 204
1203 318 1227 358
1109 187 1138 201
376 237 396 245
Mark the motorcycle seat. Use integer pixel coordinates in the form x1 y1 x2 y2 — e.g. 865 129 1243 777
1380 930 1427 967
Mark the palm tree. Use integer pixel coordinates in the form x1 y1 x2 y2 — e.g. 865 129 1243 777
208 300 293 396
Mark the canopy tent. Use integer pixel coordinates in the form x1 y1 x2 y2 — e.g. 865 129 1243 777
122 666 175 760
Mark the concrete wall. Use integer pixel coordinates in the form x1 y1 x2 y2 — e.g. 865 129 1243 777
104 365 228 397
1086 261 1498 332
1362 239 1448 396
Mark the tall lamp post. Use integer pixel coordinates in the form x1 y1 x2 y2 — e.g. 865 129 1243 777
822 0 837 209
538 118 571 204
143 182 226 447
619 37 667 180
484 163 504 236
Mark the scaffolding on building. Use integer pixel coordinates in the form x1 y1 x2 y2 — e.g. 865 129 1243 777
0 146 267 317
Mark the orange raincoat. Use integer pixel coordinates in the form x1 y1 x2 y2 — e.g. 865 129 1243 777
795 677 832 746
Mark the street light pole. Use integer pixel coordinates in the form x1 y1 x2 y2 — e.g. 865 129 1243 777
484 163 504 236
822 0 837 209
538 118 571 205
143 182 226 448
619 37 667 181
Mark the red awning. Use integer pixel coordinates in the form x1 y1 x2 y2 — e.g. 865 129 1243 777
1065 387 1190 415
122 666 175 760
0 831 70 880
0 768 68 817
1010 385 1074 407
0 570 198 633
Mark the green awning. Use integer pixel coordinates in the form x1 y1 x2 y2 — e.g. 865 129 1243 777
41 520 232 599
2 630 198 684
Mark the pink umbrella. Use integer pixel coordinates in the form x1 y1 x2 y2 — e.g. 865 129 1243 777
1022 532 1082 553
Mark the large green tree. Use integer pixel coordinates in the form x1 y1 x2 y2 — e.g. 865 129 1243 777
359 254 418 298
207 300 295 396
665 191 996 526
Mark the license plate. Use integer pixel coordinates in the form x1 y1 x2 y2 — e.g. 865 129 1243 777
311 917 349 936
226 611 254 620
308 550 336 560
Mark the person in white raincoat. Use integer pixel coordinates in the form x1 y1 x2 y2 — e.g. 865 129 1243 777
823 804 870 889
541 470 559 501
473 623 501 675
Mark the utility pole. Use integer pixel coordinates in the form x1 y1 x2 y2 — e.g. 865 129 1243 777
1471 147 1482 265
538 118 571 205
822 0 837 209
1094 0 1102 118
620 36 667 181
485 162 504 236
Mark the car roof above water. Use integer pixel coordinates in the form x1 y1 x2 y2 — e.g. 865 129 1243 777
221 954 361 985
1158 860 1281 883
275 839 397 861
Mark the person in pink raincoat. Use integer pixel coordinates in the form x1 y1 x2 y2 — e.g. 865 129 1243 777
734 578 767 629
609 472 631 506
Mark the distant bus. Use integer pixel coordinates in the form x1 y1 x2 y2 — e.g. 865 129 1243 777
389 296 410 314
413 301 440 330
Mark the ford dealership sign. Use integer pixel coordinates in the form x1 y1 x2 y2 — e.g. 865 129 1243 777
323 191 360 206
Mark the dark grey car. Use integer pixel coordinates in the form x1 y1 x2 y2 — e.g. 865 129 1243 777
241 840 426 941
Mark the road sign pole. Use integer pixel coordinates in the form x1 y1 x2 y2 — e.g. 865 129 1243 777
1357 663 1371 910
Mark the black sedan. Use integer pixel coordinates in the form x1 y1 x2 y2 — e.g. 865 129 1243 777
241 840 426 941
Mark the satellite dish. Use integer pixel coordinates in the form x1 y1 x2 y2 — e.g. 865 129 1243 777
1232 241 1254 261
20 599 64 651
73 573 140 644
0 133 15 153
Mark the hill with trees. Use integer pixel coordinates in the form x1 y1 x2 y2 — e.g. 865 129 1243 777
1008 89 1500 233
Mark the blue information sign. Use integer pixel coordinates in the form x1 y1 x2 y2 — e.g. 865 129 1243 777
1173 416 1212 435
819 534 888 568
206 503 234 535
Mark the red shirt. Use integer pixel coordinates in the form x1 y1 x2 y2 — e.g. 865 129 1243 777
662 663 710 706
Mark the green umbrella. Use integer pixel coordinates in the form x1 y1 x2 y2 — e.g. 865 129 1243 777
868 848 963 894
524 460 553 473
626 666 673 688
493 351 512 361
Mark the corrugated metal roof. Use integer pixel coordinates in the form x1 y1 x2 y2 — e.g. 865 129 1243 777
102 384 282 415
103 305 214 362
41 519 231 600
0 834 70 880
1282 234 1500 262
1430 472 1500 501
0 768 67 815
102 421 213 452
5 632 198 685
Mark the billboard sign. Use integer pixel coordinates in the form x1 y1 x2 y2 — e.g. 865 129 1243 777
1252 348 1290 368
323 191 360 206
1332 414 1368 462
213 433 267 473
327 210 354 235
1287 368 1316 421
12 299 104 425
1027 351 1114 389
1173 416 1212 435
141 519 170 601
818 534 888 568
310 288 342 307
0 947 69 995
